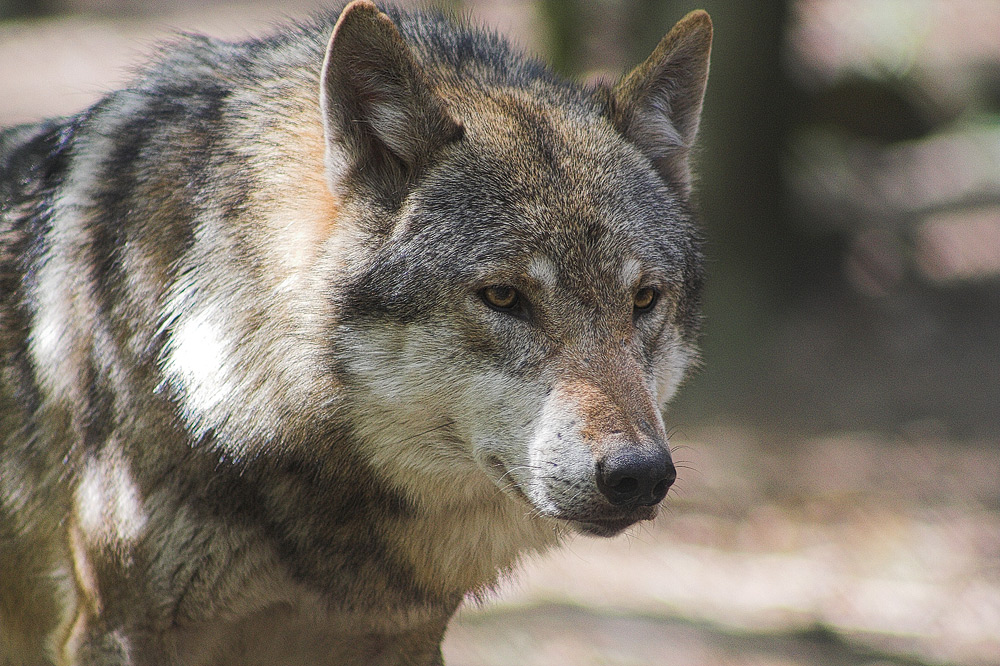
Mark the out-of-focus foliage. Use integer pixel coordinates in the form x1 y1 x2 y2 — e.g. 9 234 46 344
763 0 1000 438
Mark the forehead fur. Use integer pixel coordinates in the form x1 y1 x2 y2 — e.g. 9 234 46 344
403 90 697 275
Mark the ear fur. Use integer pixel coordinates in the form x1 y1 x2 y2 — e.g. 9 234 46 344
320 0 463 199
612 10 712 196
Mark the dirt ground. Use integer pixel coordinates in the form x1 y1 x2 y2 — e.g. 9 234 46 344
440 427 1000 666
2 6 998 666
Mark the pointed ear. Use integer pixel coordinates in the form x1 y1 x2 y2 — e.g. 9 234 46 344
611 10 712 196
320 1 463 199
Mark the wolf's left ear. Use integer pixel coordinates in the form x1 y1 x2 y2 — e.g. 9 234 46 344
611 10 712 197
320 0 463 200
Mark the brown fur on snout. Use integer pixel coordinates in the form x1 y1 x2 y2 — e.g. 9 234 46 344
558 354 667 456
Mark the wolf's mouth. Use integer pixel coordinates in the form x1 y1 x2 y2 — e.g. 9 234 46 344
484 455 658 536
570 505 658 537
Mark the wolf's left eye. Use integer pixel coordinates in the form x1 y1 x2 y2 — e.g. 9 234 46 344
480 285 520 312
633 287 659 313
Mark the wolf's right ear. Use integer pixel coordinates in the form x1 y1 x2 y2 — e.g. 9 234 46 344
320 0 463 201
610 10 712 197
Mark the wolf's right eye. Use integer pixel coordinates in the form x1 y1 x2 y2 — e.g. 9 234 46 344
633 286 659 313
480 285 520 312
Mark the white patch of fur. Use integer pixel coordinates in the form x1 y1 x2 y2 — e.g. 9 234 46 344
75 449 148 547
160 302 235 419
526 255 559 291
27 264 75 400
653 333 695 406
28 209 82 402
619 257 643 289
523 392 596 515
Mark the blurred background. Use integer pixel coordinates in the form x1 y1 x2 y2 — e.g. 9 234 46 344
1 0 998 664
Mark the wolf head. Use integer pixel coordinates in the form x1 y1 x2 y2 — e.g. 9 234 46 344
319 1 711 537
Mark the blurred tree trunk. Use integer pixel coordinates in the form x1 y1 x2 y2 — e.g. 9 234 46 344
0 0 62 18
623 0 796 418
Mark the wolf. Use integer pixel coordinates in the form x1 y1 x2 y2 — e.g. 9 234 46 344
0 1 711 663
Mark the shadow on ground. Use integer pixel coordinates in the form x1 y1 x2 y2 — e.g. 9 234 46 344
446 603 939 666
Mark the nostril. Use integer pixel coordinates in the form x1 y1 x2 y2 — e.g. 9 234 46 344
652 462 677 499
650 478 670 504
610 475 639 496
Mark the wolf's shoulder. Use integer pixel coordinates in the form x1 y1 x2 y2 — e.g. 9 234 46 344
0 119 77 220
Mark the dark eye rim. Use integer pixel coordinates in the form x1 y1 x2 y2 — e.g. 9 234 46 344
633 286 660 314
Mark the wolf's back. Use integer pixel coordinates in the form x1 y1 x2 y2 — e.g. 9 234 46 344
0 119 70 235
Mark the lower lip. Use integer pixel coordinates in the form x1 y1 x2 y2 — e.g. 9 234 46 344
572 518 638 536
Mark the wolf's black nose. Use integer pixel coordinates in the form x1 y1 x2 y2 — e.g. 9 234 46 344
596 448 676 506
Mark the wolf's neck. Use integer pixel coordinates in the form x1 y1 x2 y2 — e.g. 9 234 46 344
390 487 563 601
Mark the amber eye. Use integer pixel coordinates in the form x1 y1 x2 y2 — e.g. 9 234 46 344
480 285 519 311
633 286 658 312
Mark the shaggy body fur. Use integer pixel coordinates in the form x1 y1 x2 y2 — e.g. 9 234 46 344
0 2 711 664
